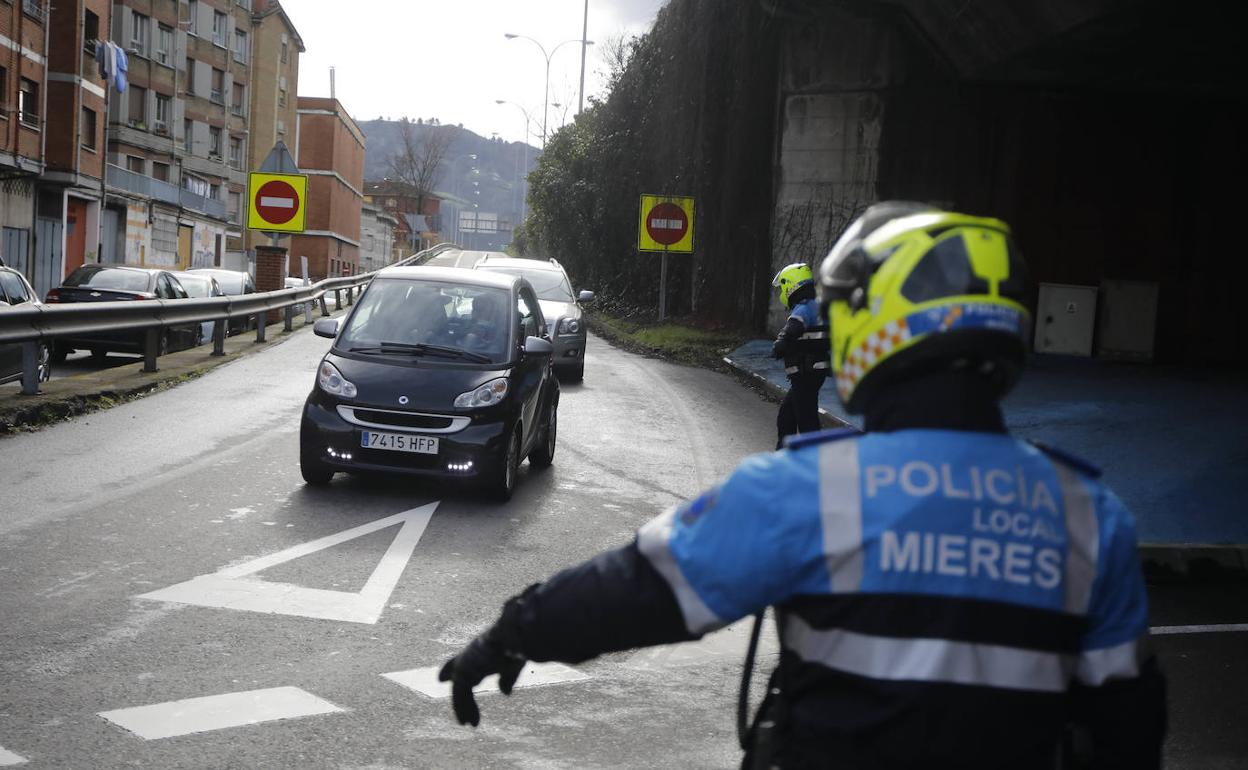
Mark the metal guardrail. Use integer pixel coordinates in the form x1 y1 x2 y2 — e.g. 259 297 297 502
0 243 457 394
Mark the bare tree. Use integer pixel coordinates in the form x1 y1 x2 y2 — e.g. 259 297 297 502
387 118 454 211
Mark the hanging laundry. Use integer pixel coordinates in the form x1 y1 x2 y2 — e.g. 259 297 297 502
113 44 128 93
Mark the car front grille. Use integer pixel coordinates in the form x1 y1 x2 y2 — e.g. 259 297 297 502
353 409 453 430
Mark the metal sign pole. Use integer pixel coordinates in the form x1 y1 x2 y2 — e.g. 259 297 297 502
658 250 668 321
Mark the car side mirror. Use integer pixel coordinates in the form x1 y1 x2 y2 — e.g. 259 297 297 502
578 290 595 304
313 318 339 339
524 335 553 356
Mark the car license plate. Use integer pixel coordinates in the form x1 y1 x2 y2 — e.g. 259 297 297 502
360 431 439 455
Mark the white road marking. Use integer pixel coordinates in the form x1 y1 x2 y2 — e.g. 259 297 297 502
0 745 27 766
99 686 343 740
1150 623 1248 635
382 662 589 699
136 502 438 624
258 196 295 208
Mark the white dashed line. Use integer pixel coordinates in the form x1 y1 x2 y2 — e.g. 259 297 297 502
1150 623 1248 636
99 686 344 740
0 745 27 766
382 662 589 699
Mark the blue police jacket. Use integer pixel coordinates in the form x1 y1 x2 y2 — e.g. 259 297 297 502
774 297 830 377
499 428 1164 767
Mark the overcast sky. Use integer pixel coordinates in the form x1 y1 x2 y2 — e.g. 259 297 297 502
280 0 667 147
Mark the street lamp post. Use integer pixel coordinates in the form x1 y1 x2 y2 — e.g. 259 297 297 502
503 34 594 147
496 100 539 227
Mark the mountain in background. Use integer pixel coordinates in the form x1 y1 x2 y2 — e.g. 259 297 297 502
358 119 540 226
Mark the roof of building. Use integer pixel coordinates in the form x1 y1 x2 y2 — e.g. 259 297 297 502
253 0 306 52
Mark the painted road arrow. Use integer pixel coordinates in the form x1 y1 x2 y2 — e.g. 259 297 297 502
136 502 438 624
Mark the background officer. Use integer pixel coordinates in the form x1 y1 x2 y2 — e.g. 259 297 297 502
440 202 1166 769
770 263 830 448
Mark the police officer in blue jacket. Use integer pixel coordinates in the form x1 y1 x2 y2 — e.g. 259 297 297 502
440 203 1166 769
771 263 832 449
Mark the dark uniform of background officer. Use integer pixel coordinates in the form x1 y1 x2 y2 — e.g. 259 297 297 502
440 202 1167 769
771 263 831 449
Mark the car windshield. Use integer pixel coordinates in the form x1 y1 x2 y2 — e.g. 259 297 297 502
173 275 210 298
64 267 150 292
487 267 573 302
338 278 513 364
193 271 242 294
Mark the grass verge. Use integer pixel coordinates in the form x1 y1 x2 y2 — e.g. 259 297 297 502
584 309 752 372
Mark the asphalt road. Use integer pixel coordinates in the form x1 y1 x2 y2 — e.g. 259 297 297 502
0 327 1244 768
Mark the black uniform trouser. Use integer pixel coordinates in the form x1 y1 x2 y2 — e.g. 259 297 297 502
776 372 827 449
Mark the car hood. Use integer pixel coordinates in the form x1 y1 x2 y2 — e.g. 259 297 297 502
538 299 580 328
327 352 510 413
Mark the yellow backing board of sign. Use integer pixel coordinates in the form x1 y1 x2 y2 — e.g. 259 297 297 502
638 194 694 253
247 172 308 233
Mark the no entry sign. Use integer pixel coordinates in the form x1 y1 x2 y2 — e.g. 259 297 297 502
638 195 694 253
247 172 308 233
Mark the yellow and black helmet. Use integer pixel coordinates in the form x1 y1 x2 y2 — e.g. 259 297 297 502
772 263 814 310
817 202 1031 414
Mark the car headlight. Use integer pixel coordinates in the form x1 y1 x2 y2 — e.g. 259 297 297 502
557 318 581 335
454 377 509 408
318 360 357 398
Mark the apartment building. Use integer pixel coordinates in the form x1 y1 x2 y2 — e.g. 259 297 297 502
103 0 251 270
289 96 363 280
359 201 397 273
242 0 301 258
1 0 48 283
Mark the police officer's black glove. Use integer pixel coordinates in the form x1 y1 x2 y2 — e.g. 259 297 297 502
438 632 526 727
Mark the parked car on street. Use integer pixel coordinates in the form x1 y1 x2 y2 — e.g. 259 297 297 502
473 254 594 382
188 268 257 335
299 265 559 500
171 271 225 345
45 265 202 362
0 266 50 387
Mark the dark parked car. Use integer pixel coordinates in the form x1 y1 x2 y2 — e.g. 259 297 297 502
188 268 257 334
45 265 202 362
0 266 50 387
299 265 559 500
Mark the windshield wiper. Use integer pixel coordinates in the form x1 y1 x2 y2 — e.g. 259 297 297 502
348 341 492 363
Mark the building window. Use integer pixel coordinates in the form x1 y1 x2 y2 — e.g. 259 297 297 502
154 93 171 132
233 29 248 64
156 24 173 65
229 136 242 168
23 0 43 20
209 183 221 201
184 174 210 198
185 57 196 93
236 0 252 10
280 41 288 63
130 12 149 57
228 191 242 223
183 118 193 151
209 126 222 157
278 87 287 108
80 107 97 149
212 11 228 47
211 68 224 104
152 162 170 182
187 0 198 35
0 68 7 119
231 83 245 116
128 85 147 127
19 78 39 127
126 155 145 174
84 11 99 52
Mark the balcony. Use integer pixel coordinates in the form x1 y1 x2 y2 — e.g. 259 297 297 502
106 164 226 219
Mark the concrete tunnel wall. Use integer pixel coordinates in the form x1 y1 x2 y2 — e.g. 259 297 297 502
768 1 1245 366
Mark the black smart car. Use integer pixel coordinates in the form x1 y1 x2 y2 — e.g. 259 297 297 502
299 266 559 500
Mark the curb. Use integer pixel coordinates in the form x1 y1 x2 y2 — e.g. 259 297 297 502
720 355 1248 583
0 308 342 435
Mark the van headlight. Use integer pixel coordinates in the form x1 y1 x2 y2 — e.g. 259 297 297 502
557 318 581 335
318 360 357 398
455 377 509 408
